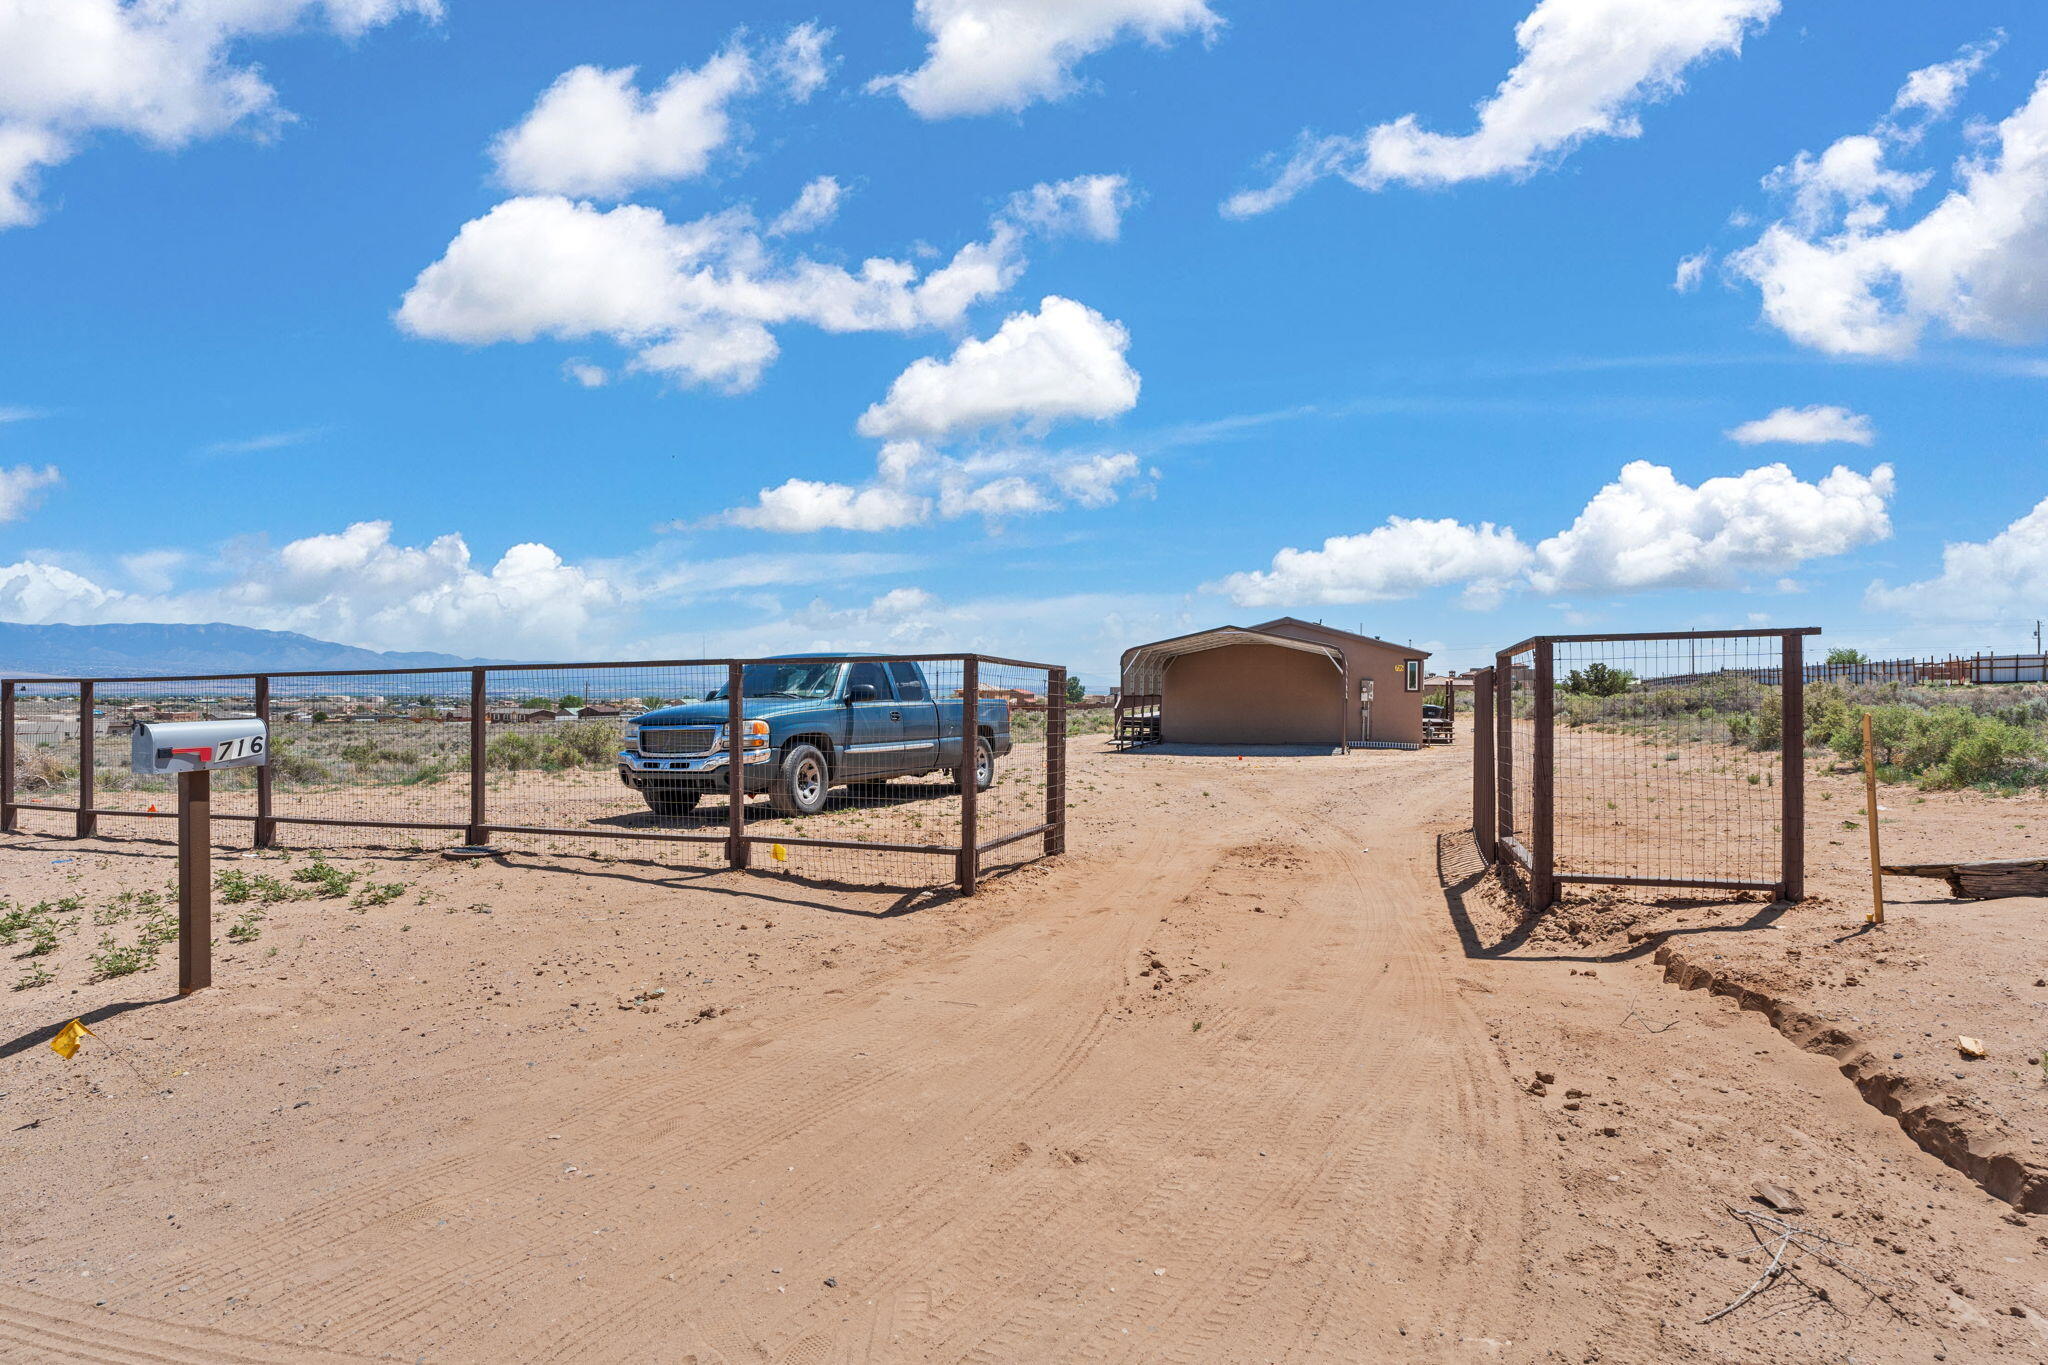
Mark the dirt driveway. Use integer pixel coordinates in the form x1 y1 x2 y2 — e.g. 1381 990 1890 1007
2 737 2043 1362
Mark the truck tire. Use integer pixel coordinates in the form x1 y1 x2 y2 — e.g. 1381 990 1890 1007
769 742 831 816
951 736 995 793
643 787 701 819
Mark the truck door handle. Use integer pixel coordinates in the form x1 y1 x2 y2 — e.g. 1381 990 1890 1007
889 710 901 722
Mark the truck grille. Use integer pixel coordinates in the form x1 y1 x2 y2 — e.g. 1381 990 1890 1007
640 726 718 756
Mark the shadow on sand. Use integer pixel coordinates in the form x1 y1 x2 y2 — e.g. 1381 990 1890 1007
1435 829 1792 966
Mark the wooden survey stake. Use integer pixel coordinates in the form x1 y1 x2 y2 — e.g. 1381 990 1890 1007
1862 712 1884 926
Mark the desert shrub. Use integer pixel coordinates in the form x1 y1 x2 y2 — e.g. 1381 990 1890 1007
226 910 265 943
1926 719 2041 789
401 760 454 785
216 869 300 905
292 860 358 898
0 903 33 945
486 732 542 771
1827 705 1916 766
351 880 407 908
15 750 72 791
268 736 329 784
545 721 616 767
90 934 153 980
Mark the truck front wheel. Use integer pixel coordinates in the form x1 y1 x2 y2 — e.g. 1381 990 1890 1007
642 787 701 819
769 743 831 816
951 736 995 793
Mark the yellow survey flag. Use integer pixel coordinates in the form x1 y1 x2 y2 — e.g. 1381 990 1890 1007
49 1018 94 1060
770 843 788 863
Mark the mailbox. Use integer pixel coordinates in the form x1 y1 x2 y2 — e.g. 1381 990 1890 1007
132 718 269 776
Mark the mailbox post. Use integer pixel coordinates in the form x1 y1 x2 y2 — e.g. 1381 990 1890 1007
132 718 269 996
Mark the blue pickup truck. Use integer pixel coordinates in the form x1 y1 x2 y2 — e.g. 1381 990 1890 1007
617 655 1014 818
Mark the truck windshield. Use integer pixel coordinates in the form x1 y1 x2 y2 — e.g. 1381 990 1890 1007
708 662 844 701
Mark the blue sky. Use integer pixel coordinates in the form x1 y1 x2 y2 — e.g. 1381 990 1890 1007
2 0 2047 686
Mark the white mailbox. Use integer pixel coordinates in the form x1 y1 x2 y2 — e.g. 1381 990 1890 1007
132 718 269 776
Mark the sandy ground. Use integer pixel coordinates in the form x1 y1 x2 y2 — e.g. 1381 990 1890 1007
1503 748 2048 1218
3 735 2047 1362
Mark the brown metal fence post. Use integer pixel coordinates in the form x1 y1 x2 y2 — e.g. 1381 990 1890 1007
253 675 277 849
1045 665 1067 857
1780 631 1806 902
75 681 97 839
726 662 751 870
1530 640 1556 909
1 679 16 832
957 654 980 895
466 669 488 846
1472 666 1496 863
178 768 212 995
1493 651 1513 849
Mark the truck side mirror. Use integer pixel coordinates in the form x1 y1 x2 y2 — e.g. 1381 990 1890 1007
846 683 879 702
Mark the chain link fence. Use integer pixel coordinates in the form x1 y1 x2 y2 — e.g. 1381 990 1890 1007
3 653 1066 894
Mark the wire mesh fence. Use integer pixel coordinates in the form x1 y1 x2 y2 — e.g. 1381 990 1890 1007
3 653 1066 893
1480 630 1812 907
1495 647 1536 879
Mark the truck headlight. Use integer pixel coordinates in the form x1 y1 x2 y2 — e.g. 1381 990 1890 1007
716 720 770 751
620 724 640 752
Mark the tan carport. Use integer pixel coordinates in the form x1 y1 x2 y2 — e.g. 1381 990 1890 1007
1118 626 1349 751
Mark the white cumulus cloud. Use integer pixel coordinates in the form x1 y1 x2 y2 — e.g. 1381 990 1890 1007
1725 404 1875 446
1527 460 1893 593
0 520 620 658
1867 494 2048 624
0 463 60 522
724 479 932 534
773 22 835 102
0 0 439 230
1224 0 1776 216
399 173 1123 393
858 295 1140 441
1054 452 1141 507
1212 459 1895 607
1882 33 2002 142
490 47 756 199
1004 173 1133 241
1672 250 1710 292
874 0 1220 119
1729 41 2048 356
767 175 844 237
1215 517 1534 609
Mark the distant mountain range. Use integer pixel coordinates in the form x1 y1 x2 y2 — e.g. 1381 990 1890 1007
0 623 495 679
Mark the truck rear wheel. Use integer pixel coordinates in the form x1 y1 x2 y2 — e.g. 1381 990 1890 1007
951 736 995 793
769 743 831 816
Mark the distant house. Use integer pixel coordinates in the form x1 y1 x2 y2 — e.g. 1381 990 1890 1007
1120 617 1431 749
977 686 1040 704
576 704 623 718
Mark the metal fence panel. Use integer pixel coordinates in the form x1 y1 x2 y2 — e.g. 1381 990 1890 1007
3 653 1067 893
1484 630 1815 906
